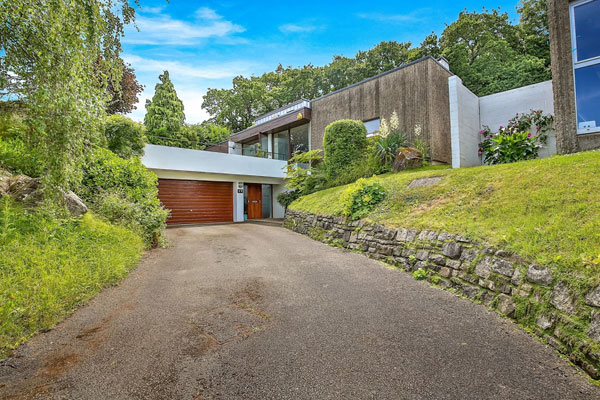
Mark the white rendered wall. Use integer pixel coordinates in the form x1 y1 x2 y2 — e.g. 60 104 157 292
143 144 286 179
272 184 286 219
449 76 481 168
233 182 244 222
479 80 556 158
449 79 556 168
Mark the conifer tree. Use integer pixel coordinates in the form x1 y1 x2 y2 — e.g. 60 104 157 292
144 71 185 144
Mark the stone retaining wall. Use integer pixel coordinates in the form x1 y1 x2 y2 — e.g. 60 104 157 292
284 209 600 379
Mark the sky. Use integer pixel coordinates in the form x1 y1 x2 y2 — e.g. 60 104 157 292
123 0 522 124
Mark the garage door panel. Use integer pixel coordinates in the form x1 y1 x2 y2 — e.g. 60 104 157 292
158 179 233 225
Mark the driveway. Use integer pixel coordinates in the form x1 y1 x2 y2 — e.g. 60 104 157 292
0 223 598 399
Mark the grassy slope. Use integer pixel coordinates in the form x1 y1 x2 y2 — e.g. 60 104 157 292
291 151 600 282
0 200 144 358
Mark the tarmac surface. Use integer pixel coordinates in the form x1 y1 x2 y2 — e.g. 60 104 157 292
1 223 598 399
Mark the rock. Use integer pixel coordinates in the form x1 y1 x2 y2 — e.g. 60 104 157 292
407 176 442 188
511 269 523 286
589 311 600 342
446 259 462 270
585 286 600 307
0 169 12 196
442 242 462 259
462 285 479 299
7 174 43 206
460 249 478 263
429 254 446 266
491 258 514 277
536 314 555 330
550 281 576 314
475 257 492 278
439 267 453 277
526 265 553 286
416 250 429 261
62 190 88 217
497 294 515 317
392 147 423 172
481 291 495 305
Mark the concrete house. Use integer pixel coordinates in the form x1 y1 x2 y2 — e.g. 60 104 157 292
142 12 599 225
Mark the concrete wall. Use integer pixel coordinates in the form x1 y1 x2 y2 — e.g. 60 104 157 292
449 79 557 168
449 76 480 168
548 0 600 153
480 80 556 159
310 57 453 163
142 144 286 180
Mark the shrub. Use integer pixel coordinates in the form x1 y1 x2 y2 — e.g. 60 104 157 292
0 136 44 177
413 139 430 165
479 109 553 165
340 178 387 220
413 268 427 280
376 130 407 164
323 120 367 179
104 115 147 159
78 148 168 245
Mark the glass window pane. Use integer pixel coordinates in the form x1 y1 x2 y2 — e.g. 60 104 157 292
575 63 600 132
274 131 289 160
573 0 600 62
364 118 380 136
261 184 271 218
290 124 309 155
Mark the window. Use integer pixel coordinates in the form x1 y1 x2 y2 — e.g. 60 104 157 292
273 131 289 161
570 0 600 134
364 118 380 137
290 124 309 155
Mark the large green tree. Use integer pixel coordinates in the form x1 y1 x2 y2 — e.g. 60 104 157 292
144 70 186 143
0 0 136 191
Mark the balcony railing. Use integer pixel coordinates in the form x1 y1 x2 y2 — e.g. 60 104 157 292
241 148 288 161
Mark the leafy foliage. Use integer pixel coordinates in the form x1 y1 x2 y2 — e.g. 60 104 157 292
144 70 186 143
0 136 43 177
0 0 136 191
479 109 554 165
0 199 143 358
202 3 551 129
376 111 407 165
413 268 428 280
105 58 144 115
79 148 168 245
340 178 387 220
104 115 146 159
323 120 368 180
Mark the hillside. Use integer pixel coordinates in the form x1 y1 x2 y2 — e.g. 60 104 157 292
290 151 600 281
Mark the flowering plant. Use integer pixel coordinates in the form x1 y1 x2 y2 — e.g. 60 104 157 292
478 110 554 165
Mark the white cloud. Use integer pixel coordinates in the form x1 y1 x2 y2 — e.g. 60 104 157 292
124 7 245 45
279 23 318 33
140 6 164 14
123 54 250 80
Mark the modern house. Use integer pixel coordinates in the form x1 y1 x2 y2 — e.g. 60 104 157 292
547 0 600 153
142 10 599 225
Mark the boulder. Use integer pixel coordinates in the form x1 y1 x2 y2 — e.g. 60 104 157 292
62 190 88 217
0 169 12 196
392 147 423 172
526 265 553 286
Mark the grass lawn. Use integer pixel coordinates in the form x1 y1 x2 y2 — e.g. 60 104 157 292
290 151 600 283
0 199 144 358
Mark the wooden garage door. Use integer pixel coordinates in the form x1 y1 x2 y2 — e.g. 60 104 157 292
158 179 233 225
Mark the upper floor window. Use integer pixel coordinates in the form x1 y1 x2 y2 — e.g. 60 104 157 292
364 118 380 137
570 0 600 134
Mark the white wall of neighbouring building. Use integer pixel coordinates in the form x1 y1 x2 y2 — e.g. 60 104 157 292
449 79 556 168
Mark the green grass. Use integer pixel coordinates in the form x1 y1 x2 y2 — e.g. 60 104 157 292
0 199 144 358
290 151 600 281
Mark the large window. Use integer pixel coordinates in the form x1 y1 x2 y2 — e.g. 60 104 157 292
571 0 600 134
289 124 309 155
273 131 289 161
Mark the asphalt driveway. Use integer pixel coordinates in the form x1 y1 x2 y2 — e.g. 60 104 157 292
1 223 598 399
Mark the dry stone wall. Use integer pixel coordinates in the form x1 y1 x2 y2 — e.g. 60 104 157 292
284 209 600 379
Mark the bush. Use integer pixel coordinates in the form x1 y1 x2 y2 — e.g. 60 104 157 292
479 109 553 165
323 120 367 179
376 130 407 164
0 198 144 358
0 136 44 177
104 115 147 159
340 178 387 220
79 148 168 245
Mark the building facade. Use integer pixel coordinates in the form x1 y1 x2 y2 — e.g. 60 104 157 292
548 0 600 153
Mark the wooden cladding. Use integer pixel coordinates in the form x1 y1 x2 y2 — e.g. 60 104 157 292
158 179 233 225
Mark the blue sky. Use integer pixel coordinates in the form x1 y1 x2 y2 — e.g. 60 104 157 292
123 0 522 123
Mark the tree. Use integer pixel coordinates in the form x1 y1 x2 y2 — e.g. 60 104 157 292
106 59 144 115
517 0 550 68
322 120 368 179
104 115 146 159
144 70 186 143
0 0 136 192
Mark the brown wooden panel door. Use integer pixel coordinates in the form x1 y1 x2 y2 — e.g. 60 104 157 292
247 183 262 219
158 179 233 225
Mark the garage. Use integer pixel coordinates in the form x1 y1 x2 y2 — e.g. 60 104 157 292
157 179 233 225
